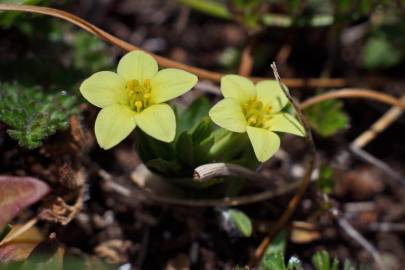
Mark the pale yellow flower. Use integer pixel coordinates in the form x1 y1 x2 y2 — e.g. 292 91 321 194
209 75 305 162
80 51 198 149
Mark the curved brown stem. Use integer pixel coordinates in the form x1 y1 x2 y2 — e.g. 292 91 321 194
301 88 405 110
141 180 301 207
0 3 345 88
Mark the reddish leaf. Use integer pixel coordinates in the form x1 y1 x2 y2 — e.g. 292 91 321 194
0 242 37 263
0 176 50 229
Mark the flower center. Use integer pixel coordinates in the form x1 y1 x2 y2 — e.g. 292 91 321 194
126 79 152 112
242 97 273 128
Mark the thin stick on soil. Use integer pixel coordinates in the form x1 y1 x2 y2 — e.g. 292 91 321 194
348 95 405 184
238 38 255 76
193 163 272 184
0 217 38 246
334 211 387 270
98 162 304 207
351 96 405 149
250 63 317 266
0 3 346 88
350 147 405 185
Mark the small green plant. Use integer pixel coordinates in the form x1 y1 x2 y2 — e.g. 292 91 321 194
0 83 79 149
257 249 363 270
312 250 339 270
304 99 349 137
0 0 46 27
209 75 305 162
316 165 335 194
80 52 305 184
220 208 252 237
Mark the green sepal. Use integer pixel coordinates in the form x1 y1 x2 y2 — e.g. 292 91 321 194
176 132 195 167
145 159 182 176
176 96 211 137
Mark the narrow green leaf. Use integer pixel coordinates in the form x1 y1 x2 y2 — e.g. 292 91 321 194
261 252 286 270
316 165 335 194
176 96 212 136
227 209 252 237
312 250 331 270
178 0 231 19
176 132 195 167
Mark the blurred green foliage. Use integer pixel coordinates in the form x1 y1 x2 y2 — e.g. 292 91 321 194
257 248 364 270
312 250 339 270
304 99 349 137
259 231 289 270
0 0 47 27
312 250 368 270
0 256 115 270
180 0 405 69
317 165 335 194
362 22 405 69
179 0 404 29
0 83 79 149
0 18 112 89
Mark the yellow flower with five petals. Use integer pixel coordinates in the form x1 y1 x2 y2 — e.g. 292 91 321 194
209 75 305 162
80 51 198 149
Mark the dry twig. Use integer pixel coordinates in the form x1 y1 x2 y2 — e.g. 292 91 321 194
351 96 405 149
238 39 255 76
193 163 271 183
250 63 317 266
0 218 38 246
333 209 387 270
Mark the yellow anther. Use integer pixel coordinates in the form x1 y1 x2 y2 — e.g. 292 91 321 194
143 79 151 87
248 116 257 125
126 80 136 89
126 79 153 112
254 101 263 110
243 98 274 128
135 101 143 112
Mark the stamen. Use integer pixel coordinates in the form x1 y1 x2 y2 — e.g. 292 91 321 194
135 101 143 112
248 116 257 125
126 79 152 112
242 97 273 128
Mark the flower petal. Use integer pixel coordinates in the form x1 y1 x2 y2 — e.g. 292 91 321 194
256 80 288 113
267 113 305 136
246 126 280 162
209 98 247 133
221 75 256 102
117 51 158 81
135 104 176 142
150 68 198 103
80 71 127 108
95 104 136 149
